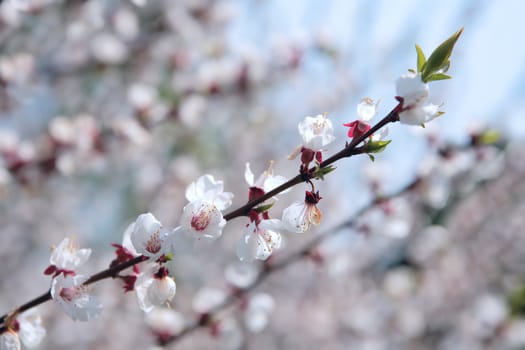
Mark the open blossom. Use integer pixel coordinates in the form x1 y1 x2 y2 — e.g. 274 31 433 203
343 98 378 139
245 162 287 201
396 72 441 125
0 330 20 350
289 114 336 163
282 191 322 233
135 265 176 313
129 212 167 260
50 274 102 321
179 200 227 240
145 308 185 343
0 310 45 350
192 287 227 314
185 174 233 210
298 114 336 151
179 175 233 241
17 310 46 349
44 237 91 276
236 219 283 262
243 293 275 333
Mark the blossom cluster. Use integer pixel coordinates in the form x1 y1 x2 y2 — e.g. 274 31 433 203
0 27 464 349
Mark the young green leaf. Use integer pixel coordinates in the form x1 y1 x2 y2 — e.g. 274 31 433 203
415 44 426 73
255 203 274 213
422 27 463 82
313 165 336 180
426 73 452 82
365 140 392 154
476 129 502 145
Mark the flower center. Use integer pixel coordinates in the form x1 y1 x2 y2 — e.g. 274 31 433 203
191 204 213 231
312 120 326 135
59 286 81 302
146 231 162 254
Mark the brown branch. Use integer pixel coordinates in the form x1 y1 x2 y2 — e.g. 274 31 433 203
0 103 400 331
224 103 401 220
0 256 147 328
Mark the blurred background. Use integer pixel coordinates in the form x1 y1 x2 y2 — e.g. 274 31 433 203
1 0 525 349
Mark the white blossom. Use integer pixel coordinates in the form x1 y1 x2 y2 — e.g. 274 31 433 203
192 287 227 314
356 97 378 121
50 274 102 321
90 32 128 65
243 293 275 333
224 263 259 289
129 213 167 259
281 197 322 233
127 83 157 111
145 308 185 338
185 174 233 210
135 266 176 313
179 175 233 241
18 310 46 349
0 330 20 350
179 200 227 240
396 72 441 125
49 237 91 271
297 114 336 151
236 219 283 262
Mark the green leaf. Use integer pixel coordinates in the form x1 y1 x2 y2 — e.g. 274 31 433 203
477 129 502 145
426 73 452 82
508 285 525 316
368 154 375 162
313 165 336 180
255 203 274 213
365 140 392 154
415 44 426 73
422 27 463 82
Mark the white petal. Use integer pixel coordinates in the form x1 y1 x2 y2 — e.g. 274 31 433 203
212 191 234 211
50 237 92 270
396 72 429 107
192 287 227 314
50 274 102 321
258 218 284 232
180 201 226 241
0 331 20 350
121 223 139 256
199 174 222 194
399 102 440 126
263 175 288 193
135 266 156 313
147 277 176 307
224 263 259 288
130 213 164 258
145 309 185 336
244 163 254 186
282 201 308 233
357 98 377 121
236 229 258 263
18 310 46 348
298 115 336 150
258 229 281 258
